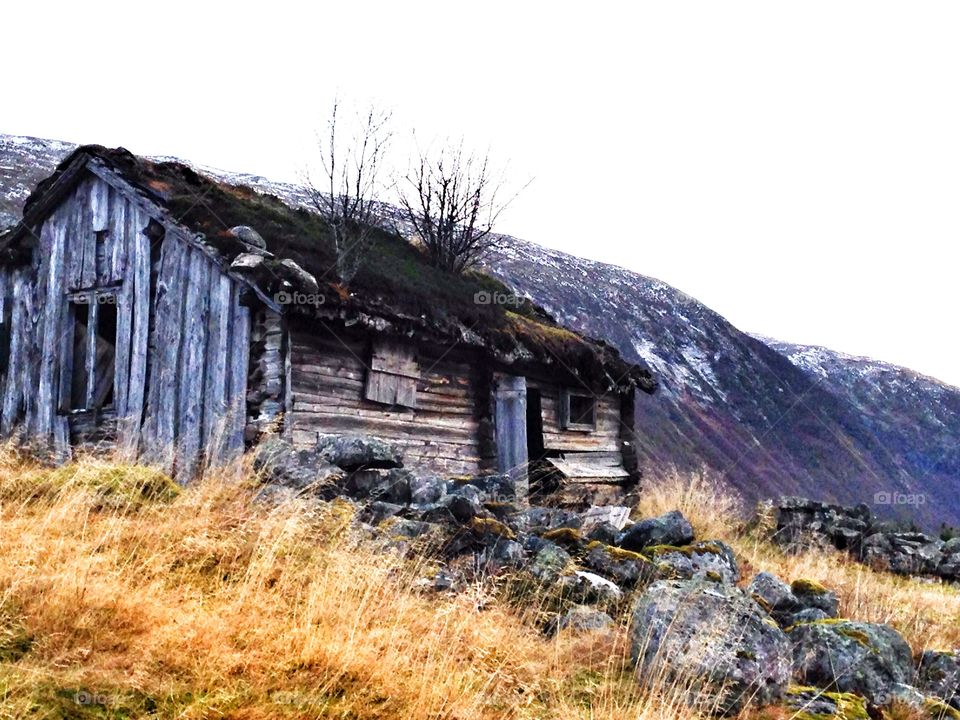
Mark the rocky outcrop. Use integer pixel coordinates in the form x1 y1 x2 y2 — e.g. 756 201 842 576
618 510 694 551
747 572 839 628
774 497 960 583
629 578 793 716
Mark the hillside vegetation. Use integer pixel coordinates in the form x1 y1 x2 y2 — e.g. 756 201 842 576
0 448 957 719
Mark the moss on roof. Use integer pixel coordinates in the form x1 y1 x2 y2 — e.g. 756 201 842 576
5 145 655 393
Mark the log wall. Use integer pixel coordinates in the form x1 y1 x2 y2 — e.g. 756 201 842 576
286 325 494 477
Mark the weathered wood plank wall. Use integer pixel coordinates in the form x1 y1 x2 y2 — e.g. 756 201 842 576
0 172 251 479
287 326 490 477
525 377 623 454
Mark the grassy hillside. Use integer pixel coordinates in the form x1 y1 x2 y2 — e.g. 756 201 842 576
0 448 957 719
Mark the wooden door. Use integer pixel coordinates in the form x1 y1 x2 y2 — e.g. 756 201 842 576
494 374 529 500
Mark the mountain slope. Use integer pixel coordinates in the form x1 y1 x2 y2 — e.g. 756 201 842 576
2 134 958 527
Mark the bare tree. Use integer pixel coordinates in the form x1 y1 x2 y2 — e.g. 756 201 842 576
305 101 392 284
398 141 520 275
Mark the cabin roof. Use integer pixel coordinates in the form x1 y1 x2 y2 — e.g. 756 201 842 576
0 145 656 394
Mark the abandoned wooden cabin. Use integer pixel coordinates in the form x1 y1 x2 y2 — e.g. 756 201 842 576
0 146 656 504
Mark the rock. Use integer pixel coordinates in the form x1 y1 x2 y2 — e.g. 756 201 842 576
491 539 525 565
585 521 620 546
278 258 319 294
547 605 614 636
432 568 462 592
748 572 799 623
618 510 694 552
790 579 840 618
365 501 404 524
230 252 265 271
647 541 740 584
789 607 831 624
629 579 792 715
780 685 869 719
917 650 960 710
450 474 516 503
227 225 267 249
512 506 582 534
529 542 572 584
558 571 623 605
788 620 914 705
345 467 412 503
316 434 402 471
581 505 631 533
253 437 343 492
584 543 655 588
382 517 436 540
889 683 960 719
409 474 447 505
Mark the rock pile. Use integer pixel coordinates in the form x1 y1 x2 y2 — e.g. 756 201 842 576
255 436 960 717
775 496 960 582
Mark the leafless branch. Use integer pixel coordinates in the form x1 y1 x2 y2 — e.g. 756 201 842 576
304 100 393 284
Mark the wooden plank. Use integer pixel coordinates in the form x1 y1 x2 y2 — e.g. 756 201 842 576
494 374 528 498
203 273 231 460
546 455 629 481
35 208 67 437
225 284 250 456
176 250 210 480
78 177 97 289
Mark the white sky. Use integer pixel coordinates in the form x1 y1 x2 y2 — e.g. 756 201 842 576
5 1 960 385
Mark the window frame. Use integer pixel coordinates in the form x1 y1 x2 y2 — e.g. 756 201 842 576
59 288 120 415
559 388 597 432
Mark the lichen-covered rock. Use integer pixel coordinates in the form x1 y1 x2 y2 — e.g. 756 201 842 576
780 685 869 719
629 579 792 716
316 434 402 471
647 541 740 583
529 542 572 584
748 572 799 622
228 225 267 249
618 510 695 552
546 605 614 636
409 474 447 505
788 620 914 705
512 506 582 534
253 437 344 492
790 578 840 619
917 650 960 710
584 543 655 588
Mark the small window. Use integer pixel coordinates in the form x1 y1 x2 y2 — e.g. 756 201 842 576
560 389 596 431
364 339 418 409
62 290 118 413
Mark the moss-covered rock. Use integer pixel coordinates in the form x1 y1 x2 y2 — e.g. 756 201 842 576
781 685 869 719
788 620 913 705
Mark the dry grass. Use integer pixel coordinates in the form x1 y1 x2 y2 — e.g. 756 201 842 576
0 450 956 719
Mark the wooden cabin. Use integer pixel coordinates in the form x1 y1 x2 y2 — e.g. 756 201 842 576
0 146 655 505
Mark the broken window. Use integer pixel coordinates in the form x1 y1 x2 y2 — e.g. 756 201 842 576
364 339 418 409
62 290 118 413
559 389 596 431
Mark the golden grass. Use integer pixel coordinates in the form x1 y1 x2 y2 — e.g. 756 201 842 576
0 450 956 719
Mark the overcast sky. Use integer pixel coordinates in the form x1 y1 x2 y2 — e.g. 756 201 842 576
6 1 960 385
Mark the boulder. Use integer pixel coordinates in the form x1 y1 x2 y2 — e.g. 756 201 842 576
584 543 655 588
316 434 402 471
345 467 412 503
618 510 694 552
647 541 740 584
748 572 799 624
547 605 614 636
529 542 572 585
584 521 620 546
409 474 447 505
629 579 792 715
253 437 343 492
790 579 840 619
512 506 582 534
788 620 914 705
917 650 960 710
228 225 267 250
